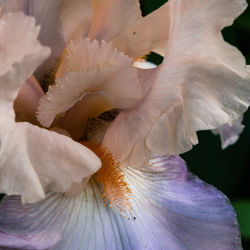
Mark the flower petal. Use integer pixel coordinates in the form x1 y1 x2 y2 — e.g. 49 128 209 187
0 230 60 249
0 121 101 203
2 0 65 80
14 76 44 124
0 12 101 203
212 117 244 149
37 38 142 131
103 0 250 167
111 3 170 58
0 11 50 119
88 0 141 41
60 0 93 41
0 156 241 249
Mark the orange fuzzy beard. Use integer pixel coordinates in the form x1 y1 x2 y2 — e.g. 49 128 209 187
82 141 132 214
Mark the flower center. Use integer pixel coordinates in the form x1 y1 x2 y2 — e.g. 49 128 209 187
82 141 132 214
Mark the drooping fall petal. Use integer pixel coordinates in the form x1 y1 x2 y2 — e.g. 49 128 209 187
103 0 250 168
0 156 241 249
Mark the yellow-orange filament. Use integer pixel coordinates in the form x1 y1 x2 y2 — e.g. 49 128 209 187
82 142 132 214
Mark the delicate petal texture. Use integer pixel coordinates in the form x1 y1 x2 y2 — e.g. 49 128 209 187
0 156 241 249
112 3 170 58
2 0 65 80
88 0 141 41
0 12 101 202
0 230 60 249
0 122 101 203
0 11 50 118
212 117 244 149
103 0 250 167
61 0 92 41
37 38 141 129
14 76 44 124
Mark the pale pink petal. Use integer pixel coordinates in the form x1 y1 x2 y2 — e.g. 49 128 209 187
103 0 250 168
88 0 141 41
212 117 244 149
0 12 101 202
2 0 65 80
14 75 44 124
111 3 170 58
0 121 101 203
60 0 92 41
0 11 50 118
37 38 142 136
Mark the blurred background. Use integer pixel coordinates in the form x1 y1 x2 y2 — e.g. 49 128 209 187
140 0 250 248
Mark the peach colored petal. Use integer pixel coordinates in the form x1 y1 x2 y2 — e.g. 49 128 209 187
14 76 44 124
0 12 101 202
88 0 141 41
0 121 101 203
103 0 250 168
2 0 65 80
60 0 92 41
0 12 50 117
111 3 170 58
37 38 142 131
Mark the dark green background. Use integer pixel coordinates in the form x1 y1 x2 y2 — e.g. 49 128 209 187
140 0 250 248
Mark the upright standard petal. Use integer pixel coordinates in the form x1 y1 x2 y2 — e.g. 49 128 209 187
88 0 141 41
111 3 170 58
103 0 250 168
0 156 241 249
2 0 65 80
60 0 93 41
0 12 101 203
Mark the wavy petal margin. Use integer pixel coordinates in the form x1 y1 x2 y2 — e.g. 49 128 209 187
2 0 65 80
212 117 244 149
0 156 241 249
103 0 250 168
0 12 101 203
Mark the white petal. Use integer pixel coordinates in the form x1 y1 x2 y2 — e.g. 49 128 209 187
212 117 244 149
37 38 142 129
103 0 250 167
88 0 141 41
2 0 65 80
0 156 241 249
0 121 101 203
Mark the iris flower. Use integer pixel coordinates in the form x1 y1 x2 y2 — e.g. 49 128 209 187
0 0 249 249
